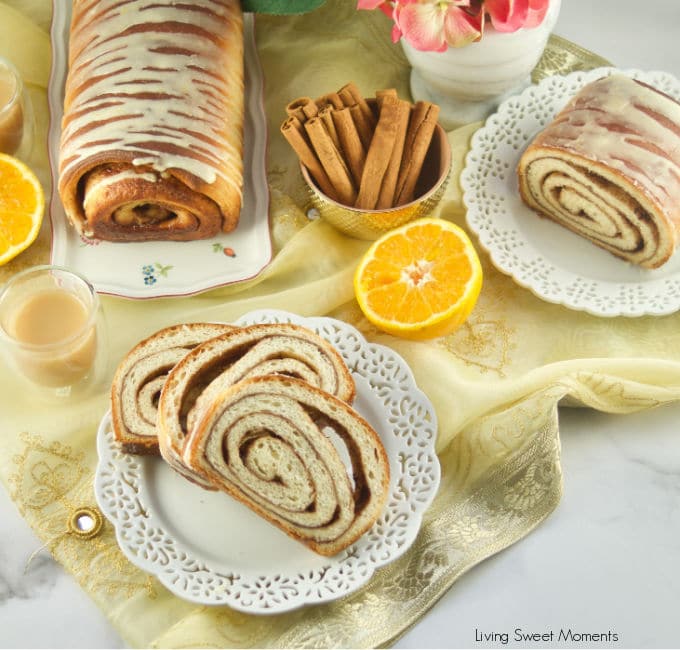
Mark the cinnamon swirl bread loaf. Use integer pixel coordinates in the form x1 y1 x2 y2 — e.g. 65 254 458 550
157 323 356 485
517 74 680 269
58 0 244 241
110 322 234 455
181 375 390 556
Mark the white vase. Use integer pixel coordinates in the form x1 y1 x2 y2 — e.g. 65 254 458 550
401 0 561 129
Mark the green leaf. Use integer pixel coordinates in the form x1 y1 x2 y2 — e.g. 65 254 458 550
241 0 326 14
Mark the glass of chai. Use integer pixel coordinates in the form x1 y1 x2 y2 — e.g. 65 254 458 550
0 265 107 398
0 55 34 159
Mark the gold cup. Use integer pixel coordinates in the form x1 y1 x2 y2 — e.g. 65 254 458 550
301 121 451 240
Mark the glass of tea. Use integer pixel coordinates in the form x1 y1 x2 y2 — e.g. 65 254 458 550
0 265 107 398
0 55 34 159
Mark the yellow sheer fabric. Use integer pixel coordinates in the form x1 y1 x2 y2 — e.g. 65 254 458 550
2 2 680 647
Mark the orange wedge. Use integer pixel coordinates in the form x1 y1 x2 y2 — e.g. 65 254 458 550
0 153 45 266
354 217 483 340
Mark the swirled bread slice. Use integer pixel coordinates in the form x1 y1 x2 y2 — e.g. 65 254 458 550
182 375 390 556
518 74 680 269
111 322 234 455
59 0 244 241
157 323 356 485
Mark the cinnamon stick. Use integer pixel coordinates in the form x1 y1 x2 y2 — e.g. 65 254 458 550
338 82 376 127
375 88 398 108
318 105 342 151
395 101 440 205
348 103 374 151
316 92 344 110
304 115 357 206
280 116 337 200
331 106 366 188
285 96 318 121
376 98 411 209
355 95 401 210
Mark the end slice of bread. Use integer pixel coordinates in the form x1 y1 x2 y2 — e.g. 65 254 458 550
110 322 234 455
181 374 390 557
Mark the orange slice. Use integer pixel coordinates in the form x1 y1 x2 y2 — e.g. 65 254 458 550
354 217 483 340
0 153 45 266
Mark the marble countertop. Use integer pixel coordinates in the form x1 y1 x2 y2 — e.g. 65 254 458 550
2 0 679 647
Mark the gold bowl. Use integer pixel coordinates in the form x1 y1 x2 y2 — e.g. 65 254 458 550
301 122 451 241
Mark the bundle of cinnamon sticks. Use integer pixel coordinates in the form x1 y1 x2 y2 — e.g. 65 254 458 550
281 82 440 210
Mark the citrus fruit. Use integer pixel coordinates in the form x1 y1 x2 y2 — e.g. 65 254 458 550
0 153 45 266
354 217 483 340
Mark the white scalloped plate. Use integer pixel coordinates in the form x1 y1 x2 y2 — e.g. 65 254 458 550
94 310 440 613
461 67 680 317
47 3 272 299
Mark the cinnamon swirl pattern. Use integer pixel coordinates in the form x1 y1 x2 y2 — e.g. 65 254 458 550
157 323 356 487
110 323 233 456
181 375 390 556
518 74 680 269
58 0 244 242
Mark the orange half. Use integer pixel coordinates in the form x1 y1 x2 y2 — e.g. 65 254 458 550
354 217 483 340
0 153 45 266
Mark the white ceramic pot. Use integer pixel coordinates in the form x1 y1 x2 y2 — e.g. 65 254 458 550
401 0 561 128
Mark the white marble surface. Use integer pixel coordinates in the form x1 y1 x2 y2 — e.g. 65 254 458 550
2 1 679 647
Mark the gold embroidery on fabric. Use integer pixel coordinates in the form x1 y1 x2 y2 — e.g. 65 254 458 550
568 371 663 410
533 34 612 82
438 267 520 376
267 164 288 192
8 432 157 600
440 316 515 377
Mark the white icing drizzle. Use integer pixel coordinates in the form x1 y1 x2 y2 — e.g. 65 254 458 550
541 74 680 206
82 169 157 212
60 0 242 195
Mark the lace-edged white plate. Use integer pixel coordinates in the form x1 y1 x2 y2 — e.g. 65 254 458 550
461 67 680 317
47 4 272 299
94 310 440 613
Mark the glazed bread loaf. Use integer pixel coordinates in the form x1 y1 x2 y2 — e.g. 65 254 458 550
110 322 234 455
157 323 356 485
517 74 680 269
182 375 390 556
58 0 244 241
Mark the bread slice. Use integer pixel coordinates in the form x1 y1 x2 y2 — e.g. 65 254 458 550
181 375 390 556
156 322 355 482
110 322 234 455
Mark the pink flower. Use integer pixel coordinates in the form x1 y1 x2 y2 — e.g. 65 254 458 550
485 0 549 31
357 0 393 17
484 0 528 32
524 0 550 28
357 0 550 51
396 1 483 51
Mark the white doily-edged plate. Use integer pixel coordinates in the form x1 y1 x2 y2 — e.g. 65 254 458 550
47 4 272 299
94 310 440 613
461 67 680 318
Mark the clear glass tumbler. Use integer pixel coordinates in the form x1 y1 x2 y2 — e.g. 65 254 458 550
0 55 34 159
0 265 108 399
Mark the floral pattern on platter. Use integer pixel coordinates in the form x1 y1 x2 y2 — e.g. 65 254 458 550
141 263 173 286
78 234 101 247
94 310 441 613
212 242 237 257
